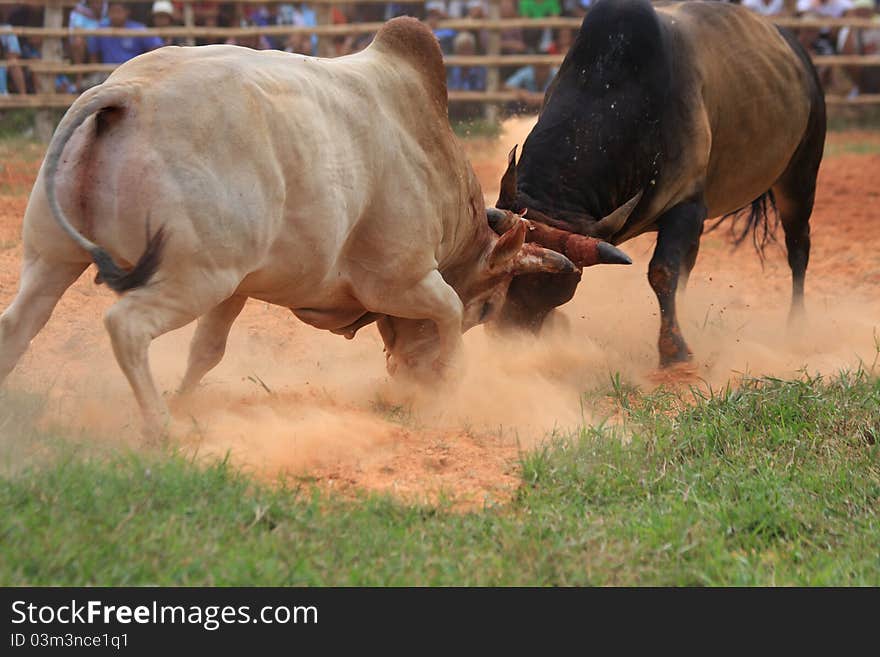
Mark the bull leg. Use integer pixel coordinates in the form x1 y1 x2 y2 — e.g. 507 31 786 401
678 220 704 294
648 200 707 367
103 279 238 440
0 256 87 384
774 189 812 323
178 294 247 396
364 269 464 373
771 137 822 325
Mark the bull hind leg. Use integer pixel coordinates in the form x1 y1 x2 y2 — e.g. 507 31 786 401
0 256 87 384
773 186 813 324
772 138 823 324
773 64 824 324
648 200 707 367
178 294 247 396
103 277 239 440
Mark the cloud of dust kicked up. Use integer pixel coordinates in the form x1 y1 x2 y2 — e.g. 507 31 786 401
3 116 879 493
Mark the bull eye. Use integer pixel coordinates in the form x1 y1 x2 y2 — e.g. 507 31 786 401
480 301 492 322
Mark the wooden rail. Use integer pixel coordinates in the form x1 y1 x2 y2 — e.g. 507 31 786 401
4 54 880 74
2 7 880 120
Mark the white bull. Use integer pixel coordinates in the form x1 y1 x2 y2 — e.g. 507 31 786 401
0 18 627 437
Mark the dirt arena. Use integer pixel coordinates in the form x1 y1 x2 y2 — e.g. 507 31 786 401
2 118 879 507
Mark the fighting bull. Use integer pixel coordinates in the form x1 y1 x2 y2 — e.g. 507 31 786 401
0 18 629 437
493 0 826 366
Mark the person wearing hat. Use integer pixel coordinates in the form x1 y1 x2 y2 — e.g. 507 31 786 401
151 0 181 46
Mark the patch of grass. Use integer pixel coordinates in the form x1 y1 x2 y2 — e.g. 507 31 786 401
824 139 880 157
452 116 502 139
1 370 879 585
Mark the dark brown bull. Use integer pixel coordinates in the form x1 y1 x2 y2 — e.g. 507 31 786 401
493 0 826 367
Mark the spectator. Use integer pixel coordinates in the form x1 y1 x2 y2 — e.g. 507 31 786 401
425 1 456 54
465 0 490 53
448 31 485 120
519 0 562 18
277 3 317 54
18 35 77 94
447 31 486 91
505 61 557 94
69 0 106 89
546 26 575 55
0 13 26 95
226 19 273 50
431 0 466 18
563 0 591 17
284 32 313 55
519 0 560 52
151 0 183 46
797 0 854 16
504 60 558 111
742 0 786 14
838 0 880 95
500 0 527 54
88 1 164 64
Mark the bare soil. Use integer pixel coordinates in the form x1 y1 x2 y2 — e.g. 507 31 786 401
2 121 879 508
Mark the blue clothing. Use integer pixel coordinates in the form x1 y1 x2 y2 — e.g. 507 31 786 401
433 28 457 54
277 4 318 54
448 66 487 91
0 31 22 94
69 2 105 30
504 65 559 93
87 19 163 64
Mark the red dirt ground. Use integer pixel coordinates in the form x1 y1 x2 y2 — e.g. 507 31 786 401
1 121 879 508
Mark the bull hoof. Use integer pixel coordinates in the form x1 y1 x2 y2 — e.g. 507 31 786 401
658 329 692 368
659 350 692 368
141 411 171 447
647 361 699 386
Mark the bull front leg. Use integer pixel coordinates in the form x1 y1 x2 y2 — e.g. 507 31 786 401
648 200 706 367
364 269 464 379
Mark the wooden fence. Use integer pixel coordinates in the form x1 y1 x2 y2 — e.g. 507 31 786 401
2 0 880 137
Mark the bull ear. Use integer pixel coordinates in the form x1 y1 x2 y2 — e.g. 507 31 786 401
496 145 518 210
590 190 643 239
489 218 527 270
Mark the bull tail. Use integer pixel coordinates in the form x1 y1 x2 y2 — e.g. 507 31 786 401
706 189 779 262
43 84 166 293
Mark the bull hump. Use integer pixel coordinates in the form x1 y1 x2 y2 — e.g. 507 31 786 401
372 17 447 102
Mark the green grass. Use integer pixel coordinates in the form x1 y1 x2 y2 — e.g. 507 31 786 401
2 368 879 586
824 139 880 157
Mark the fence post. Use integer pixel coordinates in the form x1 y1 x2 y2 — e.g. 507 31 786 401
485 0 500 125
183 1 195 47
35 0 64 142
316 3 333 57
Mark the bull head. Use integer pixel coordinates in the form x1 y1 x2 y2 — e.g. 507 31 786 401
496 144 643 243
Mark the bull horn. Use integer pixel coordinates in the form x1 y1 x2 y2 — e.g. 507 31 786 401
486 207 518 234
589 190 643 239
510 243 577 276
563 234 633 267
496 145 518 209
596 241 633 265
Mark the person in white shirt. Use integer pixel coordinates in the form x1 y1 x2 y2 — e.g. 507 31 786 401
742 0 786 15
797 0 854 16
